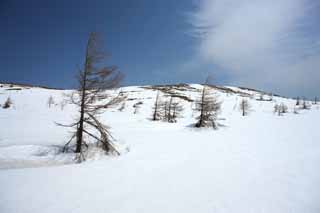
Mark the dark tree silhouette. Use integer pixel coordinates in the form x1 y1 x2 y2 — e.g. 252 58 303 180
152 91 165 121
47 96 55 108
2 97 12 109
59 32 125 162
239 98 251 116
194 85 221 128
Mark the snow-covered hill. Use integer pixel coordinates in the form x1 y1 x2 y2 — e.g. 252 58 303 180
0 83 319 213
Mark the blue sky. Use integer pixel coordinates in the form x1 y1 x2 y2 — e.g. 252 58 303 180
1 0 320 97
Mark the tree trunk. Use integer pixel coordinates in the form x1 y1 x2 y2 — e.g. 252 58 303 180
75 38 90 153
199 87 205 127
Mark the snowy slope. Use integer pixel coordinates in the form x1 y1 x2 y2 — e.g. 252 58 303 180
0 83 320 213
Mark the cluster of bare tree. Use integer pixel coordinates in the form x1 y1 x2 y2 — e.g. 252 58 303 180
152 92 184 123
274 103 288 116
295 97 311 110
59 32 125 162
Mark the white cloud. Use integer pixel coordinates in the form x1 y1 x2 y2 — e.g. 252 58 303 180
189 0 320 97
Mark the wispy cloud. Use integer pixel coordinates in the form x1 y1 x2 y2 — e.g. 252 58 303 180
188 0 320 97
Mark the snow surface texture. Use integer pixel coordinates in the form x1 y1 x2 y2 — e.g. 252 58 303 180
0 83 319 213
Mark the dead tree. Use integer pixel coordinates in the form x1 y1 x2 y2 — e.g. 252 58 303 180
296 97 300 106
2 97 12 109
59 32 124 162
314 97 318 105
194 85 221 129
239 98 251 116
47 96 55 108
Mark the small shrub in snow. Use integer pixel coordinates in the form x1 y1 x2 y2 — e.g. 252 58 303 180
3 97 12 109
133 101 143 114
118 102 126 112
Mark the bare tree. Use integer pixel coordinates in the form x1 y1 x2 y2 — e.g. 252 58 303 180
2 97 12 109
302 98 310 110
152 91 165 121
163 96 184 122
59 32 125 162
274 103 288 116
194 85 221 129
239 98 251 116
60 99 67 111
296 97 300 106
47 96 55 108
314 97 318 105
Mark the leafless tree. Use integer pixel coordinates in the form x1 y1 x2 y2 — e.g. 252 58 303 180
2 97 12 109
274 103 288 116
47 96 55 108
152 91 165 121
239 98 251 116
296 97 300 106
163 96 184 122
58 32 125 162
314 97 318 105
60 99 67 111
194 85 221 129
302 98 310 110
